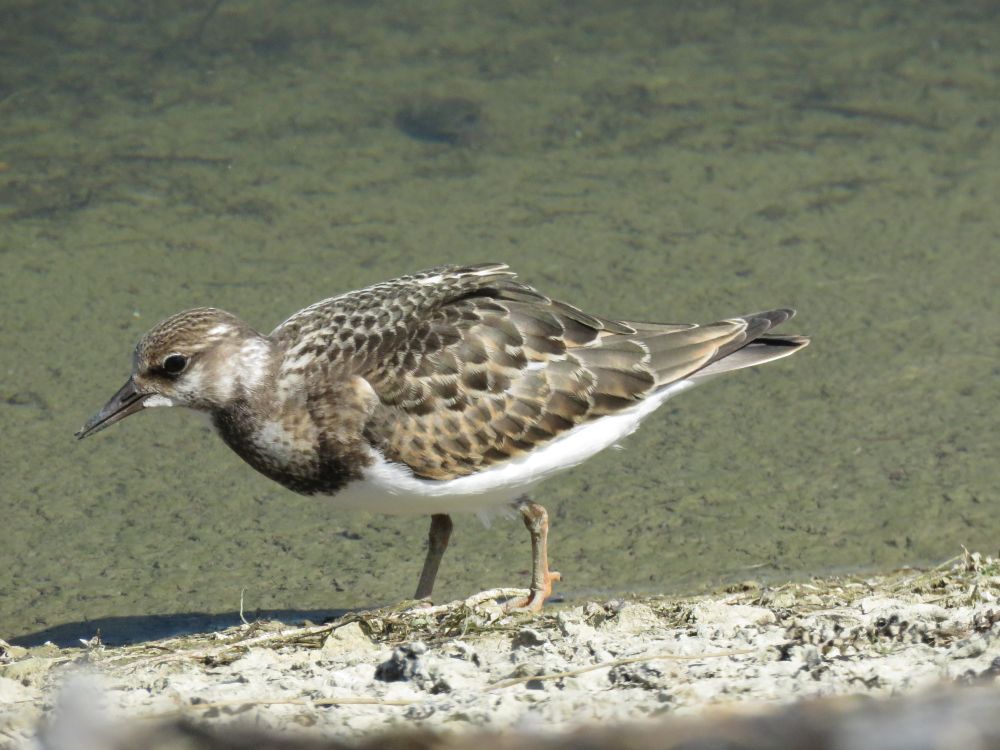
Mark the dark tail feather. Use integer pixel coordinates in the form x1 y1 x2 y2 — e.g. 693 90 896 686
692 310 808 379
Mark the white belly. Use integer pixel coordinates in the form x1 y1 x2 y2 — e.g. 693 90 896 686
329 378 702 515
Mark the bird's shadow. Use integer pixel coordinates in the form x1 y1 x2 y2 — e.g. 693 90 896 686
10 608 351 648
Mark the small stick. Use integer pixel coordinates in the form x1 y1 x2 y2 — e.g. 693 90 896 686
239 588 249 626
414 588 529 616
486 648 757 691
141 695 417 720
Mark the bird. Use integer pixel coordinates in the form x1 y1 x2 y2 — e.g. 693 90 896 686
76 262 808 611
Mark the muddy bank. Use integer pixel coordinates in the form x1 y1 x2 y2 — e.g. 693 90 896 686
4 552 1000 748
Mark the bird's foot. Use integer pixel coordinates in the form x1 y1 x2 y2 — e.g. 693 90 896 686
504 570 562 613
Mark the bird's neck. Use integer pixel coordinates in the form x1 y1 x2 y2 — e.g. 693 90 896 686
210 372 379 496
202 335 277 406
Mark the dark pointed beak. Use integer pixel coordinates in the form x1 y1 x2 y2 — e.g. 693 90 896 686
75 377 150 439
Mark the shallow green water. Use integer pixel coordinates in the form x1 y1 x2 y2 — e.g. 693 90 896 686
1 1 997 644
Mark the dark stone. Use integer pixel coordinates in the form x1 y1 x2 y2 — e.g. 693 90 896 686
375 642 428 683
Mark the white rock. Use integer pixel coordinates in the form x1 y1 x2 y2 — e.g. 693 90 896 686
321 622 376 655
600 603 659 633
690 602 776 636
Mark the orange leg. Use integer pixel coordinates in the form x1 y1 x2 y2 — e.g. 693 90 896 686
505 500 561 612
414 513 452 601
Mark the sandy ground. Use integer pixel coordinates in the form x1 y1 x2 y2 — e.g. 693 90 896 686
4 551 1000 748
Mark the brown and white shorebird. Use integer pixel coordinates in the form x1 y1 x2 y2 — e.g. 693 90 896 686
77 263 808 610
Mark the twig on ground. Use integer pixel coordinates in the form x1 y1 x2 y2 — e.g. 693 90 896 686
141 695 417 720
486 648 757 691
239 588 249 626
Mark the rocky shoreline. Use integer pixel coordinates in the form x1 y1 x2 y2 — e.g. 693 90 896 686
5 551 1000 748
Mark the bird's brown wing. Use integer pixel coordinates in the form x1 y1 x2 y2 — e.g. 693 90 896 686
272 263 803 480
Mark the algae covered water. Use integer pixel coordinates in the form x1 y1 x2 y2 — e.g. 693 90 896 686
0 1 996 643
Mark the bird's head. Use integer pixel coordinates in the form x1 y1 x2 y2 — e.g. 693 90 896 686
76 308 274 439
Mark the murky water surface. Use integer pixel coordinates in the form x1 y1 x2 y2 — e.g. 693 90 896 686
1 1 996 643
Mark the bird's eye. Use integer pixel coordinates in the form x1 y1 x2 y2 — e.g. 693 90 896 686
162 354 188 375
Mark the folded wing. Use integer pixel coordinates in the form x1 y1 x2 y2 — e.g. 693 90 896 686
275 263 807 480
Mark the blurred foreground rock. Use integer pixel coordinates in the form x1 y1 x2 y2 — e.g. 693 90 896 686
41 686 1000 750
